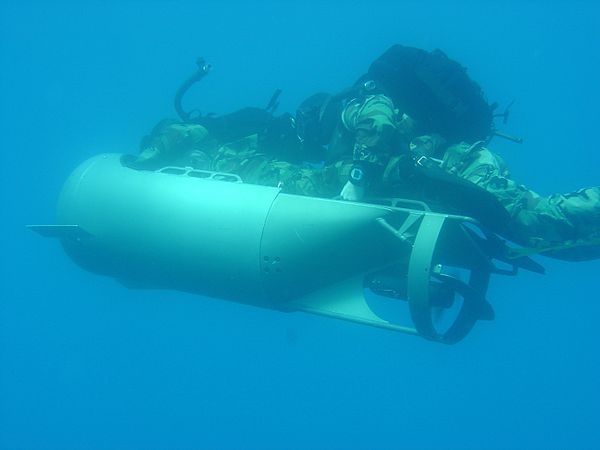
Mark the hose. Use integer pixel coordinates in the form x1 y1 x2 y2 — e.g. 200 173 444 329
174 57 212 122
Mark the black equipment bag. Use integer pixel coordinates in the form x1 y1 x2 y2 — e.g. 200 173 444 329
360 45 494 144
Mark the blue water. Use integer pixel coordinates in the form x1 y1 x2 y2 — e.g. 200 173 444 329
1 1 599 449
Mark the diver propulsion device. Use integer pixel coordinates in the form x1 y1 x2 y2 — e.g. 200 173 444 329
28 154 543 344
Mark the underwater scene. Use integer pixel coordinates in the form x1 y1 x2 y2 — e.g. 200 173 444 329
1 1 600 449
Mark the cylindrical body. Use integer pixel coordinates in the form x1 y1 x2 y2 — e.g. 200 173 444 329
58 154 403 309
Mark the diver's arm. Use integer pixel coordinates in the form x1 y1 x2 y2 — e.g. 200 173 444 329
339 94 397 201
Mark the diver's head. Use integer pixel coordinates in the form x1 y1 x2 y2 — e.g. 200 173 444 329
295 92 341 146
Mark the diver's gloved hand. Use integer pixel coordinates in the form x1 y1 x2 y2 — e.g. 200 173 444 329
340 180 365 201
125 146 162 170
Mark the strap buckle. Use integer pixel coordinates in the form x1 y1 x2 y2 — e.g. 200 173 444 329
415 155 443 168
415 155 428 167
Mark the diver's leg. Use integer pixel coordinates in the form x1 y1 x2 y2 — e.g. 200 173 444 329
443 143 600 260
516 188 600 260
211 138 325 196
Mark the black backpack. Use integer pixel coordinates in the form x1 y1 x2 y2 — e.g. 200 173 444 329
358 45 494 144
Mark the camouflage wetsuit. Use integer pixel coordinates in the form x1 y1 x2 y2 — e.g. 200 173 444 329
132 95 600 261
442 142 600 260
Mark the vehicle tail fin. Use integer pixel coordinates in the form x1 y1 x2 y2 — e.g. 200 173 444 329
26 224 92 240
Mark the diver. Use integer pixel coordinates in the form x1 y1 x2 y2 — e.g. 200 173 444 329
126 45 600 262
